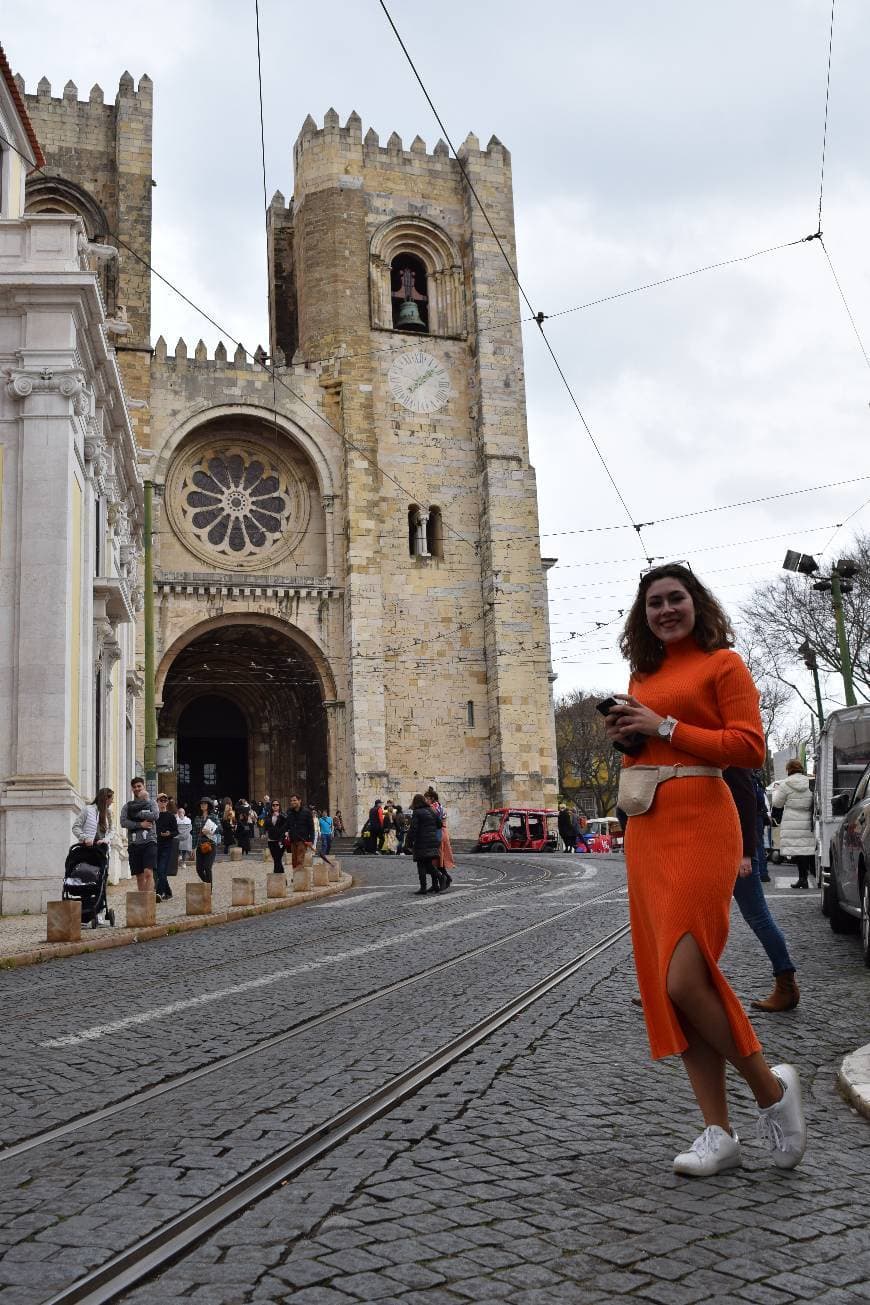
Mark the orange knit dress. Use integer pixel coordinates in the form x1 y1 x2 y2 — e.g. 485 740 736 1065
623 639 766 1060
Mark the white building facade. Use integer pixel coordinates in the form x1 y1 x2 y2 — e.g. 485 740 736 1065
0 58 143 912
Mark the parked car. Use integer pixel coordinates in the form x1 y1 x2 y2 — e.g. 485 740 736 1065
814 704 870 920
475 807 558 853
826 760 870 965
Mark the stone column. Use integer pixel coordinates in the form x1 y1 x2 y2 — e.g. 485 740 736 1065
0 365 90 912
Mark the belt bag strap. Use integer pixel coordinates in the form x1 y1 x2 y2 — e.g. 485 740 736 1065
618 764 723 818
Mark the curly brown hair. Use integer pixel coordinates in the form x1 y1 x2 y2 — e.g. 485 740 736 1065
618 563 734 675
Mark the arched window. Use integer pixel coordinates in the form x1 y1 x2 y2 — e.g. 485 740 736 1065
371 216 465 338
391 253 429 332
25 175 116 310
408 504 428 557
426 506 443 559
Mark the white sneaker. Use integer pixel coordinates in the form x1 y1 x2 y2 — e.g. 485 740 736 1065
756 1063 806 1169
673 1125 742 1176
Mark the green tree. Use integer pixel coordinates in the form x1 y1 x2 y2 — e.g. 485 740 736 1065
555 690 622 815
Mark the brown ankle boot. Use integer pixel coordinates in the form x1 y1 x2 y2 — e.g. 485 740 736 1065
751 972 800 1012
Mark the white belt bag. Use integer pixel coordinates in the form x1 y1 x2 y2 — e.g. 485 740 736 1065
617 763 723 818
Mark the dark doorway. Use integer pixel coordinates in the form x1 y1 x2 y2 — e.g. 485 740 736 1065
176 695 248 809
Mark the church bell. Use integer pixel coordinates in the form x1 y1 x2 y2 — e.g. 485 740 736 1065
395 299 426 331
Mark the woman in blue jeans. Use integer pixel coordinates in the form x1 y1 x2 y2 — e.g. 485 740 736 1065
724 768 799 1012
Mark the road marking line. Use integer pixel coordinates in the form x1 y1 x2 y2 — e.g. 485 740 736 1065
41 902 530 1048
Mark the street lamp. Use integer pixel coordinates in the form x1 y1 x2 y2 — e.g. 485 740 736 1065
782 552 858 707
797 639 824 725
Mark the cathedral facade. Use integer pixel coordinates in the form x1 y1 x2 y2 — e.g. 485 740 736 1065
20 73 558 839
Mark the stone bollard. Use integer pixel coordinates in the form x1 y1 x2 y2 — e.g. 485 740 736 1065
303 847 315 869
231 877 255 907
229 846 243 862
126 891 156 928
186 881 212 915
47 900 81 943
266 873 287 899
328 858 342 883
312 862 330 887
292 866 311 893
262 846 271 863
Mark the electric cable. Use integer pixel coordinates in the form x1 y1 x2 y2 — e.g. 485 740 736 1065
818 238 870 375
817 0 836 235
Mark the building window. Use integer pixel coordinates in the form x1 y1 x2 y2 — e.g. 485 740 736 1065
408 505 429 558
426 506 443 559
370 216 466 338
391 254 428 332
466 700 475 727
203 763 217 788
177 763 191 786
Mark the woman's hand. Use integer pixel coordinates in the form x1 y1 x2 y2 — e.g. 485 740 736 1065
83 838 94 847
737 856 752 878
604 695 665 741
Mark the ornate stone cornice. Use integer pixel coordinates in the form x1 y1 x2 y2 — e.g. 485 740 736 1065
5 367 91 416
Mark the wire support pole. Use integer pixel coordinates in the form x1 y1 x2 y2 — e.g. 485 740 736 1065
143 481 157 792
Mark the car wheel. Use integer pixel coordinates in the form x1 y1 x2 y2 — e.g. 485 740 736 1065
490 843 505 853
860 874 870 968
828 855 856 935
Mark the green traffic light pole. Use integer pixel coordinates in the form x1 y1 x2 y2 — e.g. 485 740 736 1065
143 480 158 795
829 568 857 708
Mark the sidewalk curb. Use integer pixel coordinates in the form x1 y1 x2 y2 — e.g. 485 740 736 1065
836 1043 870 1121
0 873 355 971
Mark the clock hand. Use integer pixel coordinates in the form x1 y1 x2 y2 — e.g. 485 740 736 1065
408 367 438 392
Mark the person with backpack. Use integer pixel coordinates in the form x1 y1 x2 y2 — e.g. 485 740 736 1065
283 795 315 870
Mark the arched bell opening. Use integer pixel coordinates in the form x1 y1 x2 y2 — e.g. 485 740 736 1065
391 253 429 332
159 621 330 812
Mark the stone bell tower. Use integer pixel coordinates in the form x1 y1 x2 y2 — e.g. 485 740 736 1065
268 112 559 824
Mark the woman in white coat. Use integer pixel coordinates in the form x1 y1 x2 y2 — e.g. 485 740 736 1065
772 760 815 889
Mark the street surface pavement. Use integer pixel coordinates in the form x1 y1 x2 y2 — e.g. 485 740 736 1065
0 851 868 1304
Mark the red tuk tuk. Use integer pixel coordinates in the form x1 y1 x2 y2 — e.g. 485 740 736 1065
475 807 559 853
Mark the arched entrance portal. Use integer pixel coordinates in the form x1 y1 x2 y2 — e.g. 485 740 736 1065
160 623 329 810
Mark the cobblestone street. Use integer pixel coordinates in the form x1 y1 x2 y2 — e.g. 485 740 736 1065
1 852 868 1304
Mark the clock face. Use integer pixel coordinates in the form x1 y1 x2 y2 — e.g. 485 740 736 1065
388 350 451 414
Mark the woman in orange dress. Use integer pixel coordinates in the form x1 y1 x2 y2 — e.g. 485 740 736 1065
605 564 806 1176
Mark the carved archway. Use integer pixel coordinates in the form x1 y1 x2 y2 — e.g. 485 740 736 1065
158 616 337 809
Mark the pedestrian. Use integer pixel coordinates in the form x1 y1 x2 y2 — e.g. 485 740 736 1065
120 778 159 894
393 804 407 855
426 787 454 888
724 768 800 1012
220 800 236 855
176 806 193 862
319 810 334 857
406 793 444 894
72 787 114 849
752 772 772 882
235 799 254 854
154 793 178 901
557 803 575 853
605 562 806 1175
368 798 385 854
284 794 315 870
193 798 218 884
265 800 286 874
334 809 346 836
772 760 816 890
258 794 271 839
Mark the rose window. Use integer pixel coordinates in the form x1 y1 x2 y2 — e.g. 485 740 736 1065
166 438 310 571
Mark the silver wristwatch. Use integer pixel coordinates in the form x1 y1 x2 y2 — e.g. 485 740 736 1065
657 715 678 741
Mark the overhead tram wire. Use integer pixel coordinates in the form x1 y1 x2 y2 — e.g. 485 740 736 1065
817 0 837 236
376 1 652 564
253 0 281 441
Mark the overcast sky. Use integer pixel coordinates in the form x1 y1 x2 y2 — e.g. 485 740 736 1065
9 2 870 716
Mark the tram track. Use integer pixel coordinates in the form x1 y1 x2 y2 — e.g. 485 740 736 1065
0 860 534 1024
41 919 632 1305
0 884 627 1162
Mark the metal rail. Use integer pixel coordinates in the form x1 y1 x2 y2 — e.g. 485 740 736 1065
43 920 631 1305
1 886 627 1162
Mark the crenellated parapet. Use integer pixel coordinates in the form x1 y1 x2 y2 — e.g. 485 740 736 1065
293 108 510 188
151 336 328 375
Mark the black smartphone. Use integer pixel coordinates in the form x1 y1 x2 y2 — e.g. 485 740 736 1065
596 696 645 755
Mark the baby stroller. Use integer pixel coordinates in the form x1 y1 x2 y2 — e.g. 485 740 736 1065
63 843 115 928
352 822 372 855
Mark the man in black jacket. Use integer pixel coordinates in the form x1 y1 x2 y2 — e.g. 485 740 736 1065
284 794 315 870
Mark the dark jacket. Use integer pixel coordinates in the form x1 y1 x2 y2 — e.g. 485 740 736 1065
369 804 385 831
265 811 287 843
723 767 757 859
284 805 315 843
557 809 574 840
120 797 159 845
406 804 443 860
156 811 179 842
